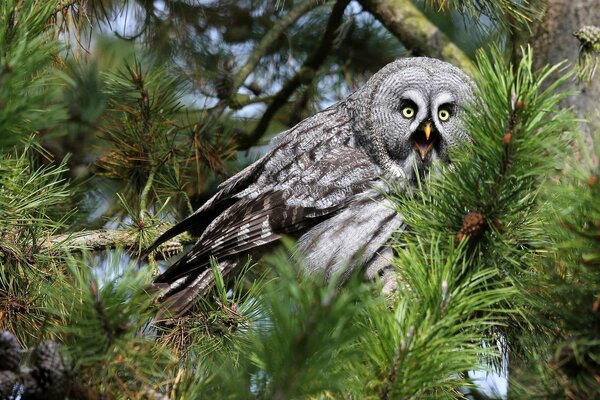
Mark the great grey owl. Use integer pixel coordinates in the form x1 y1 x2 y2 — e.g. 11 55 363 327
143 57 475 316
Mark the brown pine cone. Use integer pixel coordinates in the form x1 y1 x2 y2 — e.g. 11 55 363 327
574 25 600 47
0 331 22 372
456 211 487 241
0 370 18 398
30 341 68 399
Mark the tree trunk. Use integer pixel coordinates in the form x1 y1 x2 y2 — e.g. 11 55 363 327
529 0 600 149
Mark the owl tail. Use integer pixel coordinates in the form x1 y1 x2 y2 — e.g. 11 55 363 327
150 258 237 319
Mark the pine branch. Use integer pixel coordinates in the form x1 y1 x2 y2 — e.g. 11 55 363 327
139 169 156 220
40 251 173 398
424 0 534 31
43 228 195 259
378 325 414 400
358 0 476 75
209 0 322 117
230 93 275 108
242 0 351 149
0 0 68 148
232 0 322 93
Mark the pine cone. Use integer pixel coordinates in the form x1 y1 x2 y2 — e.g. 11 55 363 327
214 72 234 100
214 59 235 101
30 341 68 399
0 331 22 371
0 370 18 398
456 211 487 241
574 25 600 83
574 25 600 47
21 368 46 400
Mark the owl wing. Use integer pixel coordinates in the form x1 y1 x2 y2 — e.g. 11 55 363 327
140 105 349 259
154 144 380 284
144 106 384 316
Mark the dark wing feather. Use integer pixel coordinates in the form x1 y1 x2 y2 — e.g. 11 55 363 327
147 105 382 316
139 197 236 259
154 191 344 284
141 107 352 261
154 146 379 285
153 258 239 319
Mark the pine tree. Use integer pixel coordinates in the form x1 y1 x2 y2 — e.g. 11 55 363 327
0 1 598 399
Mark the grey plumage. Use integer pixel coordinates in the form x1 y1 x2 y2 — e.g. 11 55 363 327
143 57 475 317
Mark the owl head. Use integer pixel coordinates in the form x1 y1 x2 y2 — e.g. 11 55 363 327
349 57 476 182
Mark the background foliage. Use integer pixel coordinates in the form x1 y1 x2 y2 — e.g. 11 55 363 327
0 0 598 399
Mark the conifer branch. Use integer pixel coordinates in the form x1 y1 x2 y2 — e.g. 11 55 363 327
43 228 195 259
485 92 521 209
89 281 120 346
358 0 476 75
208 0 322 119
242 0 351 149
231 0 322 93
139 169 156 220
230 93 275 108
378 325 414 400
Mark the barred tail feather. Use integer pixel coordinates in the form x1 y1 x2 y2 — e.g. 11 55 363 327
152 258 238 319
140 197 236 260
153 270 213 318
139 216 199 260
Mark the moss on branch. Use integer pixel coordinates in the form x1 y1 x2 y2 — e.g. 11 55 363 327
44 228 195 260
358 0 476 75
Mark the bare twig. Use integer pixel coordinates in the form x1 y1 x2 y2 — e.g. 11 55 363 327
241 0 351 149
209 0 322 118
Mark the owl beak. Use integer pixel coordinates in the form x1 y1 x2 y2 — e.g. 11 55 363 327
413 120 437 160
423 121 432 141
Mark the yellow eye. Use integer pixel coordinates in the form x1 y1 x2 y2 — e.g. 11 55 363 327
438 108 451 121
402 106 415 119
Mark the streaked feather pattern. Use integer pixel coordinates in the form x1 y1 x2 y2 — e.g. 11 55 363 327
144 57 475 316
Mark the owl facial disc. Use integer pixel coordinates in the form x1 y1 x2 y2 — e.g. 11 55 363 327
413 119 438 160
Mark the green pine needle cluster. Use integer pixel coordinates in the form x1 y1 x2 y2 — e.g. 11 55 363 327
0 144 74 344
94 55 239 242
41 251 175 398
509 120 600 397
0 0 67 148
0 1 597 399
362 238 514 399
424 0 536 32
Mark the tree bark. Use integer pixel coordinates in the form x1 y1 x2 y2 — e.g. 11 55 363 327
44 229 195 260
358 0 476 75
529 0 600 148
